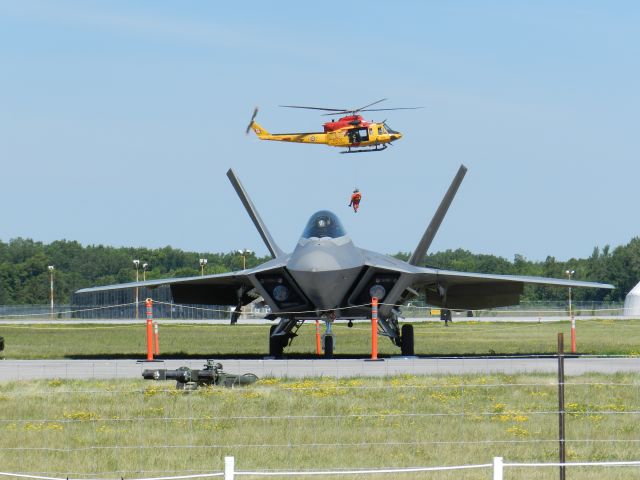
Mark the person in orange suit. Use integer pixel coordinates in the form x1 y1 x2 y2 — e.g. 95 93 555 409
348 188 362 213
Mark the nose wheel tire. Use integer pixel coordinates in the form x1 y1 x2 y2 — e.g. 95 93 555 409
269 325 286 358
400 324 414 356
324 336 334 358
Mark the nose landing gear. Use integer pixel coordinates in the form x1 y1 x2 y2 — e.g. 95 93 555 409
321 317 335 358
268 313 337 359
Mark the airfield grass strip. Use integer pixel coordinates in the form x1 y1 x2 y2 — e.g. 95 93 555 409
1 373 639 479
2 320 640 359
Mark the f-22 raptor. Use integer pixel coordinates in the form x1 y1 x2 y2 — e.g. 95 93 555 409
77 165 613 357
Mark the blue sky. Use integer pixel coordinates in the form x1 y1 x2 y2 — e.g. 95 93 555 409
1 1 638 262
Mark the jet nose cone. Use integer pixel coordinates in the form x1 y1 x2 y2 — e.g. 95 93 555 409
289 248 343 272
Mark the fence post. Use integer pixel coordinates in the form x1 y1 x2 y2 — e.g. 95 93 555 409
558 333 566 480
493 456 503 480
154 321 159 355
570 316 576 353
224 455 235 480
145 299 153 361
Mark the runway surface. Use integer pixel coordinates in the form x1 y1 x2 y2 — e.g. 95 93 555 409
0 356 638 381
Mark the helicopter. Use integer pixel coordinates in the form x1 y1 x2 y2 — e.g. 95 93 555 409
246 99 423 153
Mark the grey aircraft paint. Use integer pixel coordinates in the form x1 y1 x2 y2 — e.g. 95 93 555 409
76 166 614 356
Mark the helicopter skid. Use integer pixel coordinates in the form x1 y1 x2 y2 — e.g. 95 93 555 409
341 144 388 154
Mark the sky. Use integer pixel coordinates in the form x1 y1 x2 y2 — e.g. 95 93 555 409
1 1 638 262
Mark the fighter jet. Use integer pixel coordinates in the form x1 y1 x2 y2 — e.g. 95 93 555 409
77 166 613 357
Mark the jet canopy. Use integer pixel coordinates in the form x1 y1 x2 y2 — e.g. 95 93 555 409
301 210 347 239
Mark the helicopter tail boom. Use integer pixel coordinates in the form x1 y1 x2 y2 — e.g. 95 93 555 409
249 121 271 139
249 121 327 145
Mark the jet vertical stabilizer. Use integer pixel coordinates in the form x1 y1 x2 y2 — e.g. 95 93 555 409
408 164 467 266
226 169 284 259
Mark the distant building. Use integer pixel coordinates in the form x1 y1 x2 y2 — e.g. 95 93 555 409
623 281 640 316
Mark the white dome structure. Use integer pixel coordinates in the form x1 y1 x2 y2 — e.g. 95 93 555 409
623 281 640 316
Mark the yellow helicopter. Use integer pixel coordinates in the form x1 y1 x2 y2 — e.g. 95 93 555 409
246 99 422 153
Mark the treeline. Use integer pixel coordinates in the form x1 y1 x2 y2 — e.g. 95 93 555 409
0 238 268 305
0 237 638 305
398 237 639 303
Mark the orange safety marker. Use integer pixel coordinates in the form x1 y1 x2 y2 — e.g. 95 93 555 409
315 319 321 355
154 321 160 356
145 298 154 361
570 317 576 353
371 297 378 360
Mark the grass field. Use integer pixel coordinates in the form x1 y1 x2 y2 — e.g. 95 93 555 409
1 373 639 479
2 319 640 359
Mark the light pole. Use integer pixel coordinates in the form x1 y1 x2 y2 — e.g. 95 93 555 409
133 259 140 320
565 270 575 318
237 249 253 270
566 269 576 353
199 258 208 276
48 265 55 319
142 263 149 281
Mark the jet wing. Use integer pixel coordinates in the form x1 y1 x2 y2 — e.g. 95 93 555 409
76 259 287 306
76 170 292 310
406 267 615 310
360 250 613 310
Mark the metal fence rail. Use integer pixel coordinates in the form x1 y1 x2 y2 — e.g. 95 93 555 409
2 457 640 480
0 300 629 321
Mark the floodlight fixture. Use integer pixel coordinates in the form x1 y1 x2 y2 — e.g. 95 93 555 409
199 258 208 276
237 249 253 269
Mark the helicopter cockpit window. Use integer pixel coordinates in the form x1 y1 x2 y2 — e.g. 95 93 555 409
301 210 347 239
378 125 387 134
384 123 399 134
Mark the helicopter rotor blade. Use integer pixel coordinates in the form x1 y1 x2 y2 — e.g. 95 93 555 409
320 99 389 116
282 99 387 116
321 111 352 116
281 99 423 116
279 105 349 112
354 98 388 112
360 106 425 112
245 107 259 135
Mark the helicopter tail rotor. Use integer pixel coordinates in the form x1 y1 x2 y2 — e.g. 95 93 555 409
245 107 259 135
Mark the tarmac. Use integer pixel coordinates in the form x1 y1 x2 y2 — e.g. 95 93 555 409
0 356 638 381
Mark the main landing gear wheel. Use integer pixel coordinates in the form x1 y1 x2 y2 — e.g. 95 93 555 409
269 325 286 358
324 335 334 359
400 324 414 356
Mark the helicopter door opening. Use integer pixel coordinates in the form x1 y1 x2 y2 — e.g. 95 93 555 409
349 127 369 144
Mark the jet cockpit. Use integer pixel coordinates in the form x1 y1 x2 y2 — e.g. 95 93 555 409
301 210 347 239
